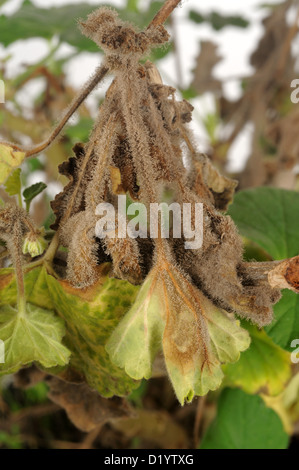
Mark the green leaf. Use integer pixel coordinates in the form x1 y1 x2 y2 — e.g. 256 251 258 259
148 42 172 62
200 388 289 449
189 11 205 24
4 168 22 207
189 10 249 30
208 11 249 30
4 168 21 196
223 323 291 395
181 87 198 100
0 143 25 185
266 290 299 351
126 0 139 13
228 188 299 352
46 266 140 397
228 188 299 259
106 273 165 381
0 3 100 52
26 267 55 310
23 182 47 210
0 302 71 376
0 264 139 396
0 266 53 309
0 1 166 52
64 118 93 144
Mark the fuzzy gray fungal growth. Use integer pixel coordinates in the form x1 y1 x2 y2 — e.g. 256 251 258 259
50 7 280 328
79 7 169 57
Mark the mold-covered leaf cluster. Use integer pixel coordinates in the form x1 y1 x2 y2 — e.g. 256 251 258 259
0 4 295 407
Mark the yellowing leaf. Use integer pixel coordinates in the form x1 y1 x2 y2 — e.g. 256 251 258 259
46 266 141 397
4 168 21 196
0 143 26 185
106 271 165 380
223 323 291 395
0 264 141 397
0 266 54 309
106 258 250 404
0 303 71 376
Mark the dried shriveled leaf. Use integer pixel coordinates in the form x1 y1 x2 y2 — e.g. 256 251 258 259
107 258 250 404
112 409 189 449
190 154 238 210
223 323 291 396
0 303 71 376
201 157 238 210
14 365 46 389
0 144 26 185
250 1 289 69
50 143 96 230
191 41 222 95
47 377 134 432
268 256 299 293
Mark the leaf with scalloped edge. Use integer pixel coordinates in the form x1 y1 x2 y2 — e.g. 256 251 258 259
106 257 250 405
46 265 140 397
0 303 71 376
223 322 291 395
106 272 165 381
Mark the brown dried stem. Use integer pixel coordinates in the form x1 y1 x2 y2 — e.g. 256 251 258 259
267 256 299 293
147 0 182 29
12 220 26 313
26 64 109 157
243 257 299 293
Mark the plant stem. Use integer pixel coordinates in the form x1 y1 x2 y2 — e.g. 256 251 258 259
147 0 182 29
43 231 60 265
11 223 26 316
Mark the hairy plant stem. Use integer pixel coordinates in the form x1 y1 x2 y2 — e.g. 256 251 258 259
25 64 109 158
12 222 26 316
148 0 182 29
6 0 187 271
